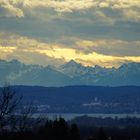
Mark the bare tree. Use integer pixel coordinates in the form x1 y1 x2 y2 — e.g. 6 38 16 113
0 85 42 132
0 85 21 130
10 103 42 132
18 104 37 132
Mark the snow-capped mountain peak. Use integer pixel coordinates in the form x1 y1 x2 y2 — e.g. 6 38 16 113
0 59 140 86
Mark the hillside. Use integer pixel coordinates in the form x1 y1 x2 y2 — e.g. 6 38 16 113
8 85 140 114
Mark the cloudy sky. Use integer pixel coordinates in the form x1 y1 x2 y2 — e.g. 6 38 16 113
0 0 140 67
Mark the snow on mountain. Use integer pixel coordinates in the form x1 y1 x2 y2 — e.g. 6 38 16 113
0 59 140 86
58 60 88 77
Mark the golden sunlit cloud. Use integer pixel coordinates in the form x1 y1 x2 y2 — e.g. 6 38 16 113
0 46 16 59
76 52 140 67
123 9 140 21
0 0 140 22
75 39 140 56
0 46 16 52
76 40 98 48
0 0 24 17
0 32 140 68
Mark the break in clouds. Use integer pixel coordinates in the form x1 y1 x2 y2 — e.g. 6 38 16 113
0 0 140 67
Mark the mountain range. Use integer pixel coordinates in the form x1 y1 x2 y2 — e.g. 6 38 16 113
0 59 140 86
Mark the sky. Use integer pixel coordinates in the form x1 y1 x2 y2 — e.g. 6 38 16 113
0 0 140 67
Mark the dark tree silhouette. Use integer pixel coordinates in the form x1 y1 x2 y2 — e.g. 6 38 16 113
70 123 81 140
95 128 107 140
39 120 53 140
0 85 21 130
10 104 41 132
52 117 69 140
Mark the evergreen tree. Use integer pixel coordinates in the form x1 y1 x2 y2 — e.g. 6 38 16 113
70 123 81 140
95 128 107 140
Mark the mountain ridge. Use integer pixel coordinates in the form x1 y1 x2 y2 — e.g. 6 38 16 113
0 59 140 86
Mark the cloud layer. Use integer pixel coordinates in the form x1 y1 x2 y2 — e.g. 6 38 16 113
0 0 140 20
0 32 140 67
0 0 139 67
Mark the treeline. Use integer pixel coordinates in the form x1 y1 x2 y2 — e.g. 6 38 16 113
79 125 140 140
70 115 140 127
1 117 140 140
0 117 81 140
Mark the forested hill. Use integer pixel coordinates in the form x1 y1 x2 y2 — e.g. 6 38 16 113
5 85 140 114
